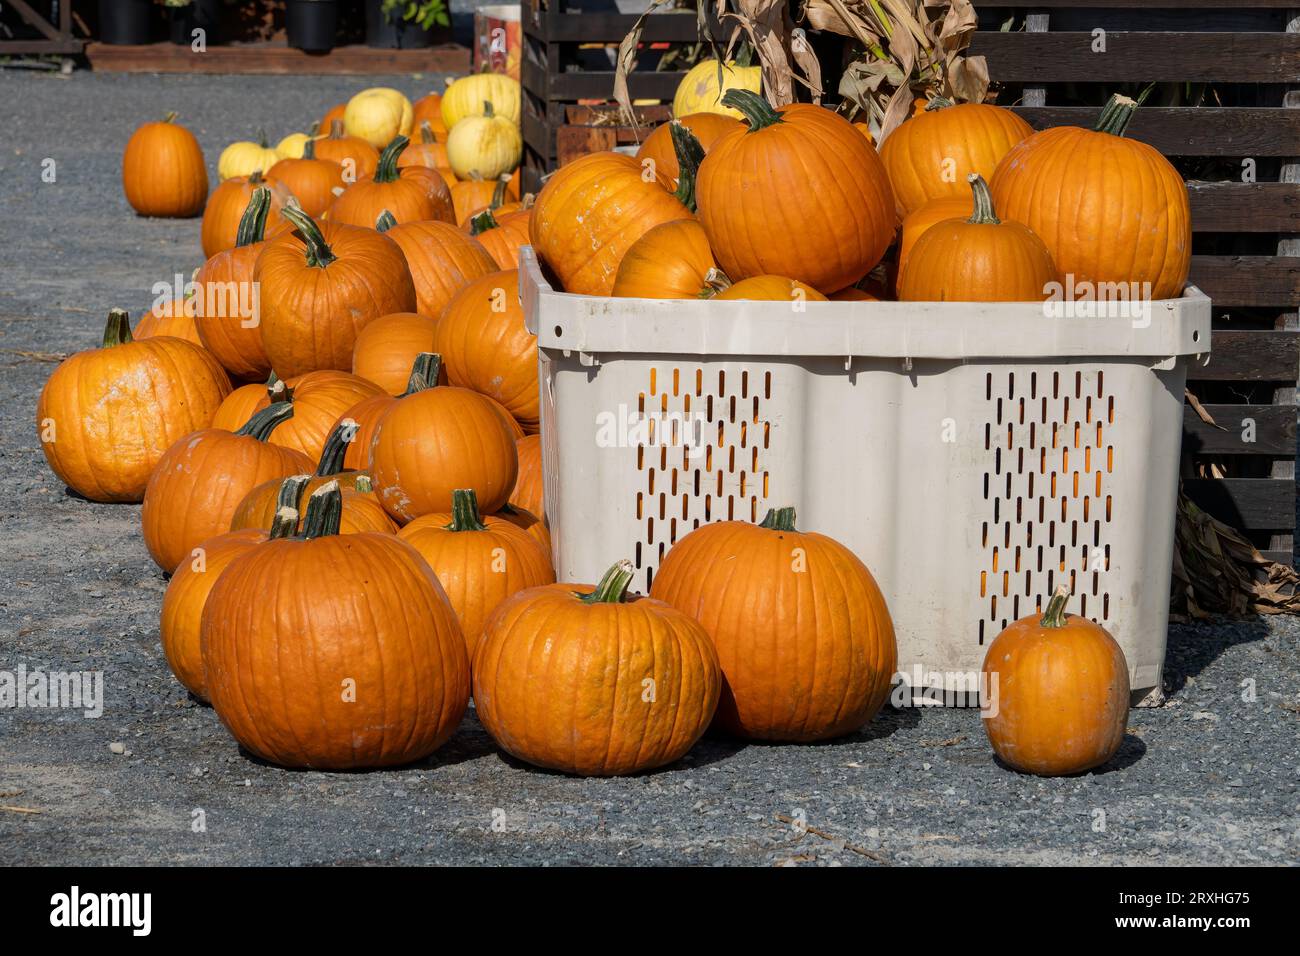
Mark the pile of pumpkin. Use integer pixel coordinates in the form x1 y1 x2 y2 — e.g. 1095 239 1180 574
32 74 1150 781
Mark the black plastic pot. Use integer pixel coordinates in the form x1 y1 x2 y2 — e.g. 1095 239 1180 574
99 0 155 45
167 0 222 46
287 0 339 53
365 1 434 49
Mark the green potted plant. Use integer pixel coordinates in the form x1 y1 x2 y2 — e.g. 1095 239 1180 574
286 0 340 53
366 0 449 50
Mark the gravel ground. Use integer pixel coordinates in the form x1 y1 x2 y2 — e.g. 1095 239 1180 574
1 71 1298 867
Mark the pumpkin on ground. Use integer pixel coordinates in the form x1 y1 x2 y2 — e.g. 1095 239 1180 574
376 215 497 318
899 174 1059 303
673 58 761 119
446 101 522 181
474 560 721 776
255 205 416 378
635 113 741 183
612 219 724 300
370 353 519 522
312 120 379 183
981 585 1130 776
990 94 1191 300
267 138 346 218
897 195 973 289
140 402 313 573
218 132 281 182
441 72 521 128
327 135 454 228
250 371 385 462
398 489 555 659
232 470 395 537
343 87 414 148
649 507 897 741
135 294 203 346
199 171 294 259
37 309 230 503
352 312 439 396
122 112 208 218
713 275 827 302
510 433 544 521
202 482 470 770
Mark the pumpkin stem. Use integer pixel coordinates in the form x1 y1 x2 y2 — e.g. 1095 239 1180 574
316 421 354 477
924 96 953 112
966 174 1001 225
404 352 442 394
102 308 134 348
375 209 397 233
268 378 293 404
236 401 294 441
269 505 300 539
701 267 732 298
235 186 272 247
301 480 343 539
280 205 337 268
447 488 490 532
162 111 179 124
669 121 705 212
482 100 495 119
579 559 635 605
374 135 410 184
249 169 265 186
329 119 345 139
490 175 509 210
723 89 782 132
354 474 373 494
1094 93 1139 138
276 474 312 512
257 127 269 148
303 137 317 161
420 120 438 145
734 42 754 69
758 506 797 532
1039 584 1072 628
468 209 500 235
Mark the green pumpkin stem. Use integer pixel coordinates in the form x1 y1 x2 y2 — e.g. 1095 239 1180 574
468 209 500 236
375 209 397 232
966 174 1001 225
1094 93 1138 138
579 559 635 605
269 505 300 539
734 42 754 69
447 489 490 532
924 96 954 112
723 89 782 132
301 480 343 539
249 169 265 186
758 506 797 532
1039 584 1072 628
102 309 134 348
490 175 509 210
353 474 373 494
257 127 269 148
276 474 312 512
303 137 317 161
669 121 705 212
236 401 294 441
420 120 438 145
280 205 337 268
404 352 442 395
163 111 179 124
316 421 354 477
235 186 272 247
374 135 410 184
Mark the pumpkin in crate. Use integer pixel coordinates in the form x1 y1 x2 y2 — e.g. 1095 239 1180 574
467 207 533 271
135 294 203 346
991 94 1191 300
474 560 721 776
218 132 281 182
376 215 497 318
650 507 897 742
141 403 313 573
327 135 454 228
343 87 414 148
829 286 880 302
200 171 294 259
193 186 275 381
37 309 231 503
879 99 1032 217
714 275 827 302
899 175 1059 303
981 586 1130 776
398 489 555 659
160 509 298 701
398 121 450 171
635 113 741 183
122 112 208 218
250 372 384 462
211 374 276 432
232 471 396 537
432 269 538 429
202 483 469 770
673 58 761 119
312 120 379 183
352 312 438 396
255 206 416 378
696 90 895 295
441 72 521 128
612 219 725 300
510 434 545 521
446 102 522 181
370 353 519 521
267 139 346 218
897 195 973 288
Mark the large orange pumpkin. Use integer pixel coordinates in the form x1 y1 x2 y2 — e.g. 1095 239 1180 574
612 219 723 299
377 217 497 318
897 195 972 288
397 489 555 659
267 138 346 218
649 507 897 741
990 94 1191 300
202 482 470 770
899 174 1059 303
510 433 544 521
981 585 1130 776
352 311 438 396
312 120 379 184
140 403 313 573
473 560 721 776
254 206 416 378
122 112 208 218
370 353 519 521
37 309 230 503
199 171 293 259
696 90 895 294
327 135 455 227
432 269 538 428
635 112 741 183
250 370 384 461
879 99 1033 217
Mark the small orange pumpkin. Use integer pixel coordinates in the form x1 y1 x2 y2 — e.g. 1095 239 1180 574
327 134 455 228
267 138 346 218
122 112 208 218
211 374 275 432
200 171 294 259
352 312 439 396
897 195 973 288
135 294 204 346
713 275 827 302
232 470 395 537
612 219 724 300
465 206 532 271
397 120 450 170
450 173 501 226
376 215 497 318
311 119 379 183
634 113 741 183
250 371 385 462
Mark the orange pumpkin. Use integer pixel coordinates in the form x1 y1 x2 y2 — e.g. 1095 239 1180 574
713 275 827 302
450 173 501 226
852 120 874 144
122 112 208 218
140 403 314 572
370 353 519 521
829 286 880 302
232 470 395 537
612 219 724 299
465 207 532 271
635 112 741 183
202 482 470 770
312 119 379 184
254 206 416 378
331 392 394 472
898 174 1059 303
37 309 230 503
897 195 973 288
327 135 455 227
250 370 385 462
991 94 1191 300
352 312 438 396
432 269 538 428
510 433 544 521
135 295 204 346
473 560 721 776
200 171 294 259
981 585 1130 776
398 120 450 170
320 103 347 133
211 375 274 432
267 138 346 218
696 91 895 294
376 216 497 318
412 92 448 135
649 507 897 741
879 99 1032 217
496 502 550 554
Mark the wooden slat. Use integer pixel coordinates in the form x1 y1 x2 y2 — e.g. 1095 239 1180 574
544 70 687 102
1013 107 1300 157
970 33 1300 83
1190 255 1300 307
1189 330 1300 382
1182 404 1297 456
1182 478 1295 529
85 41 470 75
1260 550 1294 565
1189 183 1300 233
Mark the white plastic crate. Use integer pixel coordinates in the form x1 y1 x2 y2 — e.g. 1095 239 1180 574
521 248 1212 703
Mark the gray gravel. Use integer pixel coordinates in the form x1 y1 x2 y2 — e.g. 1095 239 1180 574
1 71 1298 866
